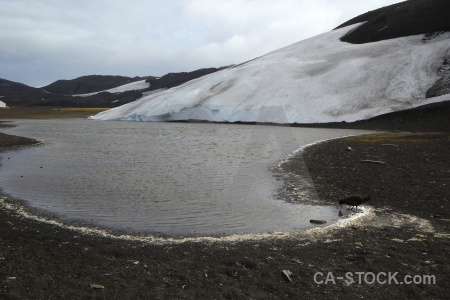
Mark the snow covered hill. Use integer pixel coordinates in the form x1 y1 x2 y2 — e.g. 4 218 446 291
91 23 450 124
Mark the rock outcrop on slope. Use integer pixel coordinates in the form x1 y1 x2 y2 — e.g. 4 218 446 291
336 0 450 44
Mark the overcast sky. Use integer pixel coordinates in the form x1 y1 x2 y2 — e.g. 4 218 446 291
0 0 403 87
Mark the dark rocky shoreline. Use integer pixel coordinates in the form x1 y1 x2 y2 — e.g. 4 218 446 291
0 119 449 299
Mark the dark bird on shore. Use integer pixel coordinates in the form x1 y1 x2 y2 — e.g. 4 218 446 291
338 195 370 212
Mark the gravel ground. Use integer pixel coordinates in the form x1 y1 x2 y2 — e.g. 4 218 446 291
0 120 449 299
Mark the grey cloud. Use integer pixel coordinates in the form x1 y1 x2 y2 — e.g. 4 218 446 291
0 0 403 87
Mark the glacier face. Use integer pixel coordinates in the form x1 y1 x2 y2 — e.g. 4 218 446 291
91 24 450 124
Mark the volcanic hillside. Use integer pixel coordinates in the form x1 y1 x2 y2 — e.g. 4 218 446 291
91 0 450 128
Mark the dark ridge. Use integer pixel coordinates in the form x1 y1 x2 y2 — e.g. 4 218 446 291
0 78 42 97
42 75 151 95
291 99 450 132
335 0 450 44
35 90 144 108
0 78 90 107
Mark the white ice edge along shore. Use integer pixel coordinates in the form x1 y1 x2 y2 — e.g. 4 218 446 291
0 199 374 245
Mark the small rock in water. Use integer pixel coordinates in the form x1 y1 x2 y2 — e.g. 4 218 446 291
310 220 326 225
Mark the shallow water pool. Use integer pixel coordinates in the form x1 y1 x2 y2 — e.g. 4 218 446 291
0 119 366 236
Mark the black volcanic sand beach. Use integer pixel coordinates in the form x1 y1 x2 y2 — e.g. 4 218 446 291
1 120 450 299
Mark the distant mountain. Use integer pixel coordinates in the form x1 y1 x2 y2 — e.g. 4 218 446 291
0 67 225 107
42 75 151 95
91 0 450 124
0 78 42 97
0 78 52 106
0 76 147 107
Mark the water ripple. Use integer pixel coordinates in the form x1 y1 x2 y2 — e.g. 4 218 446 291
0 119 366 236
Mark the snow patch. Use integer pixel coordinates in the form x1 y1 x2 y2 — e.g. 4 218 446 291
91 25 450 124
74 80 150 97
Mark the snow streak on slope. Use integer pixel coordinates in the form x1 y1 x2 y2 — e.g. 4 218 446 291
74 80 150 97
91 24 450 123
